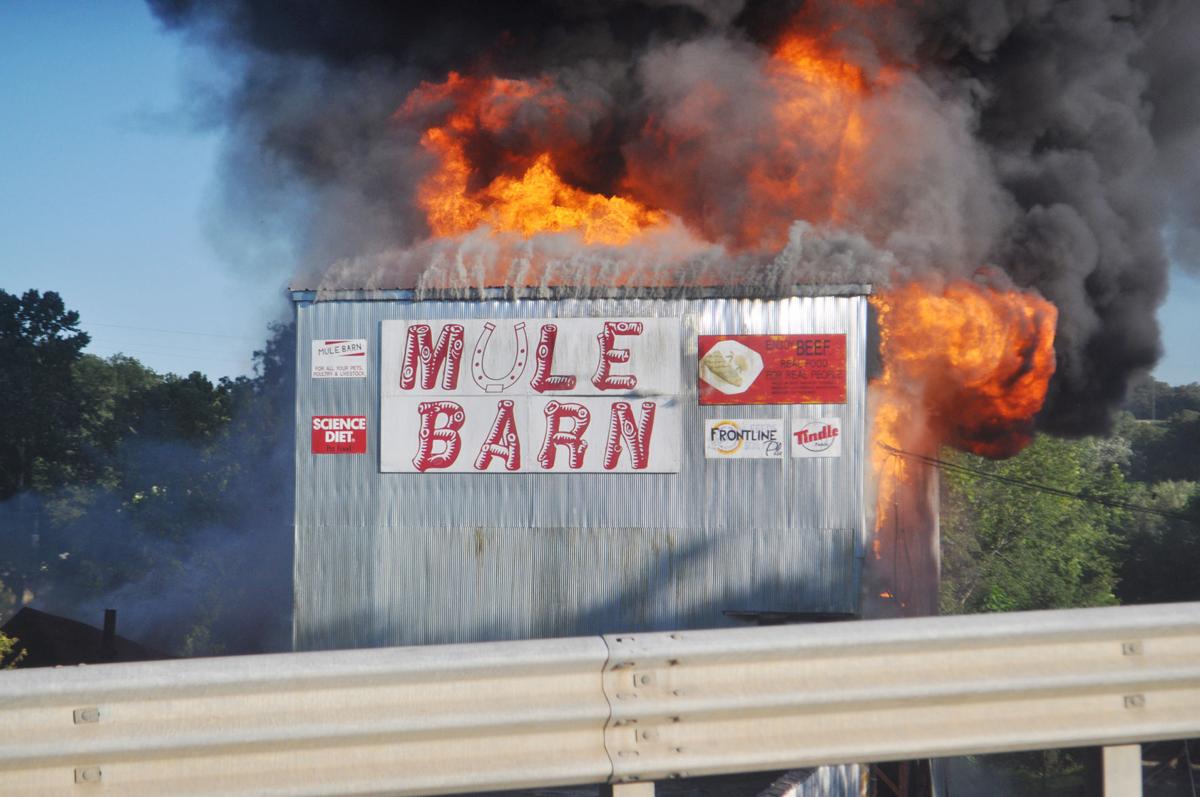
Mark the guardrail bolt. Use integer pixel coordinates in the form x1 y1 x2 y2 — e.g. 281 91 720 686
638 729 657 741
74 767 102 784
1123 694 1146 709
72 707 100 725
1121 641 1143 656
636 673 655 686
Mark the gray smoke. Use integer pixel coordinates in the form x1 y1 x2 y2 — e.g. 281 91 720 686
149 0 1200 435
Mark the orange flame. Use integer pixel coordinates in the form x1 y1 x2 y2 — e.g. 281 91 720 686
870 279 1058 535
754 33 872 245
400 31 884 249
622 31 878 251
403 72 666 245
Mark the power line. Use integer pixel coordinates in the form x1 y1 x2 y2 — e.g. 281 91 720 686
878 442 1197 524
84 335 253 358
83 321 261 341
83 345 251 373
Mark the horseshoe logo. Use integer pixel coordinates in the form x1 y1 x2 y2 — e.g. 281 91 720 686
471 322 529 393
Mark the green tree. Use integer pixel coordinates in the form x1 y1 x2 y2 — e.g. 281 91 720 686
940 434 1128 614
0 294 294 657
1117 409 1200 484
0 631 21 669
0 578 22 668
0 290 90 499
1124 375 1200 420
72 353 161 480
1116 480 1200 604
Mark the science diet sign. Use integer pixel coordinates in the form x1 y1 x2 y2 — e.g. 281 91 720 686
379 318 681 473
312 416 367 454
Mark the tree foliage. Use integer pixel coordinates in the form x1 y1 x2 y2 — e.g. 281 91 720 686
1124 375 1200 420
0 290 90 499
0 290 294 657
1115 409 1200 484
940 435 1127 614
1115 480 1200 604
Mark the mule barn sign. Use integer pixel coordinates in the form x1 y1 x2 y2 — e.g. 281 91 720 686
380 318 681 473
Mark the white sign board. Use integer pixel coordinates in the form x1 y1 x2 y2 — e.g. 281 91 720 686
791 417 843 458
312 339 368 379
380 318 681 473
703 419 786 459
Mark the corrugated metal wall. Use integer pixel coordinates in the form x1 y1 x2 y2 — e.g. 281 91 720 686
292 289 868 650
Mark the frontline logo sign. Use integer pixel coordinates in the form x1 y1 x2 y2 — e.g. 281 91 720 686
379 318 681 473
704 419 785 459
312 416 367 454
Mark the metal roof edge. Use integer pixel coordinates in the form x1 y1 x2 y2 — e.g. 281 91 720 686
288 283 873 304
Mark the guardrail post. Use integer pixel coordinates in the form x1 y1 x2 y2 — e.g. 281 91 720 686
1103 745 1142 796
600 783 655 796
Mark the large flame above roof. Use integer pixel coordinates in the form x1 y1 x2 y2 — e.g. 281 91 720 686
400 31 880 252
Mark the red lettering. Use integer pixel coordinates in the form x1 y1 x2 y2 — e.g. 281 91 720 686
602 400 656 470
474 400 522 471
401 324 464 390
530 324 576 393
591 321 642 391
537 401 590 469
412 401 465 472
794 425 839 445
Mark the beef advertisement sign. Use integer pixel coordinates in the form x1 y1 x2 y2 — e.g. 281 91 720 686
698 334 846 405
380 318 681 473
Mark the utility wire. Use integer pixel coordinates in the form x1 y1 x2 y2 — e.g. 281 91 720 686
84 321 261 341
878 442 1197 524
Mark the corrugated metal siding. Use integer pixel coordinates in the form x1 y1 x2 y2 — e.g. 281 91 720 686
293 292 867 650
759 765 864 797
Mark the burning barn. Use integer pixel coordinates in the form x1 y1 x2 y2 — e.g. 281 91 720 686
291 286 871 649
146 0 1199 647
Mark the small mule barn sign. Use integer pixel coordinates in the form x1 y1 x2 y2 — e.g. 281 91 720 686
380 318 681 473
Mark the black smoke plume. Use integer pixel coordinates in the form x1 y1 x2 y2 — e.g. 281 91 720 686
150 0 1200 435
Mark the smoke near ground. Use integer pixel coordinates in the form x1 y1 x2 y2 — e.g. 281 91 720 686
0 314 295 657
150 0 1200 435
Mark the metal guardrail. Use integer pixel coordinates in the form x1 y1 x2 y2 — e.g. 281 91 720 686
1 602 1198 796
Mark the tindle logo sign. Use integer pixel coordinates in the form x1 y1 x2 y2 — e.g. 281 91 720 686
312 416 367 454
791 418 842 458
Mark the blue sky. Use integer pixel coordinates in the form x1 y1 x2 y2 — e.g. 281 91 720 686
1 1 1197 385
0 1 285 379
